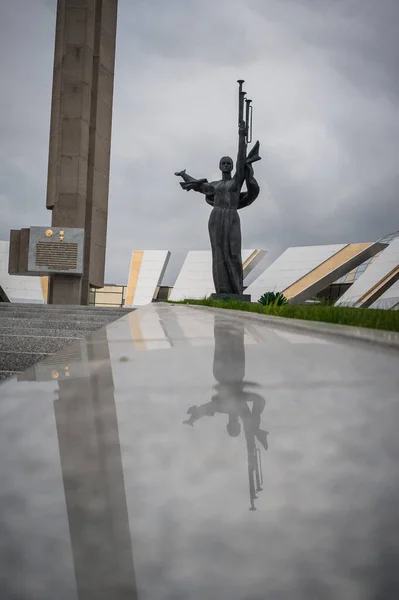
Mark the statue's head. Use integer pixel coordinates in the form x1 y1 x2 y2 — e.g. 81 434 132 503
219 156 233 173
226 419 241 437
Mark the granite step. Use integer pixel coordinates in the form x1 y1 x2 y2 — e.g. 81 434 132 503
0 312 118 323
0 335 79 354
0 327 95 338
0 318 111 331
0 311 132 321
0 371 20 381
0 304 134 383
0 304 129 314
0 303 132 315
0 351 48 373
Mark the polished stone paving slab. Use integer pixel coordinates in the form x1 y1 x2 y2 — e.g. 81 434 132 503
0 304 399 599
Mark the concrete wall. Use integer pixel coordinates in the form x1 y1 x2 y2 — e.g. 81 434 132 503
0 241 45 303
337 239 399 308
169 250 264 302
245 244 347 302
125 250 171 307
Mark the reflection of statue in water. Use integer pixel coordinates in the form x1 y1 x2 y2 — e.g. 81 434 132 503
183 316 268 511
175 80 261 297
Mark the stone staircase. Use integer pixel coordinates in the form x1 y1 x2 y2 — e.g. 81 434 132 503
0 303 134 382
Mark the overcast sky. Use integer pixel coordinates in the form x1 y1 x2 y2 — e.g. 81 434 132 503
1 0 398 285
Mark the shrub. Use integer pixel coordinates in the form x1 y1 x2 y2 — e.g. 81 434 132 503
258 291 288 306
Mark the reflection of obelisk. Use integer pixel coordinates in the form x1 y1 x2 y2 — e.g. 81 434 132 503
46 0 118 305
54 328 138 598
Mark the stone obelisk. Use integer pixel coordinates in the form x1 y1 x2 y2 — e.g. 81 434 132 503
46 0 118 304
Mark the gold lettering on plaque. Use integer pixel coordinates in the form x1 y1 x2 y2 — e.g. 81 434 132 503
35 242 78 270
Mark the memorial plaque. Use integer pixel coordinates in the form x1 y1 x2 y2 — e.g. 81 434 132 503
27 226 84 275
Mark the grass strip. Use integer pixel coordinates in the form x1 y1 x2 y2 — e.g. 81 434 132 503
172 298 399 333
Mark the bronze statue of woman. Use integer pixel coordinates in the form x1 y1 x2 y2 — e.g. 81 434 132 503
175 88 261 297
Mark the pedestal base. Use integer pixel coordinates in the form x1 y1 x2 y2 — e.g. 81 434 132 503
210 293 251 303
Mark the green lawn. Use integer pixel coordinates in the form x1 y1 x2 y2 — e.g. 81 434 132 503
173 298 399 333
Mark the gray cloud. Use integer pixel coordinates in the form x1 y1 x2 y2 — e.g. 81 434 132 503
1 0 398 285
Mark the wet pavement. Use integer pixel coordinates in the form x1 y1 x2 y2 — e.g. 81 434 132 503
1 303 399 599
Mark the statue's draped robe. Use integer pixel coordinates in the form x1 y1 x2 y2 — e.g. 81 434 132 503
179 146 260 295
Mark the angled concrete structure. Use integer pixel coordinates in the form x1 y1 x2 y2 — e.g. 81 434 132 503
242 249 268 279
370 280 399 310
246 243 385 305
1 241 47 303
125 250 171 307
246 244 345 302
169 249 266 302
334 255 379 287
0 283 9 303
336 237 399 308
